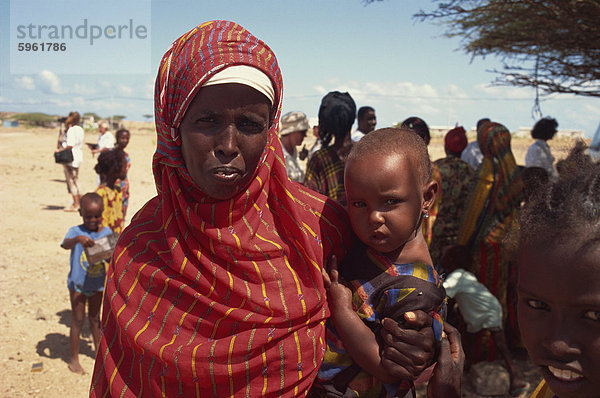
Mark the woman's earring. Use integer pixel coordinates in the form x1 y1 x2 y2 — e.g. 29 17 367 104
423 209 429 219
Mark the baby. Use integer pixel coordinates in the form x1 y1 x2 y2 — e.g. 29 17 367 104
518 146 600 398
314 128 448 397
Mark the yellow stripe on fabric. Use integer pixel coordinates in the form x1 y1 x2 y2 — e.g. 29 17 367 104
210 307 236 339
255 233 283 250
209 340 218 397
261 346 268 396
255 247 289 322
251 260 273 323
283 255 306 315
133 277 171 345
245 328 257 397
106 349 125 398
115 261 149 319
228 199 242 249
179 257 187 274
292 238 320 271
278 343 285 394
294 331 302 396
161 374 166 398
228 335 237 397
158 297 197 361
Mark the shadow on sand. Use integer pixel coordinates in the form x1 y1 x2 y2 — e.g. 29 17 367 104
35 309 94 364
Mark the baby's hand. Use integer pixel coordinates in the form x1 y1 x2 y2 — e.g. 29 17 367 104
322 255 353 311
78 235 95 247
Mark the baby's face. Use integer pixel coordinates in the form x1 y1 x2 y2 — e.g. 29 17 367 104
80 200 103 232
518 243 600 398
345 151 425 263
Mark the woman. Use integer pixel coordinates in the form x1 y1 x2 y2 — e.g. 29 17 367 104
457 121 524 360
304 91 356 205
58 111 84 211
90 21 440 397
525 117 558 179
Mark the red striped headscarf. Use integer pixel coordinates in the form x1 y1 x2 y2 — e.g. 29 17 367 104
90 20 351 397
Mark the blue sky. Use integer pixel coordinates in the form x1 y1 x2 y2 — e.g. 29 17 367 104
1 0 598 137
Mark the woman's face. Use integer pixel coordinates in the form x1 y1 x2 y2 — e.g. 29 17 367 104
518 243 600 398
179 83 271 200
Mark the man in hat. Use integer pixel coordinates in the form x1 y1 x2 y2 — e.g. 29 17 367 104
280 111 310 182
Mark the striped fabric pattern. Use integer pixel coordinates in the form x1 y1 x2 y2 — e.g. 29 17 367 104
304 147 347 204
90 20 351 397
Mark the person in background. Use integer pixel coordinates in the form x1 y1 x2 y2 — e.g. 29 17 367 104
304 91 356 205
428 126 475 264
456 121 524 361
351 106 376 142
401 116 431 146
441 244 526 397
279 111 309 182
94 149 127 235
90 121 115 156
60 192 111 374
57 111 84 212
525 116 559 179
461 118 489 170
518 145 600 398
114 129 131 217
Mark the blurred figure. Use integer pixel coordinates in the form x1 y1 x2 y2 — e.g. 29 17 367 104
351 106 376 142
57 111 84 211
90 121 115 156
461 117 489 170
304 91 356 205
401 116 430 145
429 126 475 263
280 111 310 182
114 129 131 217
525 116 558 179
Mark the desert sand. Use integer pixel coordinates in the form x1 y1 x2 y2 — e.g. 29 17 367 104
0 123 581 397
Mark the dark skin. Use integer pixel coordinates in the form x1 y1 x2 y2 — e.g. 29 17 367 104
61 198 105 374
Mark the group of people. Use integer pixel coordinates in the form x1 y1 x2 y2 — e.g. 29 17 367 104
56 112 132 374
57 20 598 398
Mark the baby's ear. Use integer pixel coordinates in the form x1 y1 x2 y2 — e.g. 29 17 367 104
422 180 438 208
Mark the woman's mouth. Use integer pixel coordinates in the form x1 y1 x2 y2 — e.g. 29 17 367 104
547 365 584 382
212 166 243 182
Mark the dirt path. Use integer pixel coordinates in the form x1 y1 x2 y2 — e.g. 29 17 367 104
0 125 577 397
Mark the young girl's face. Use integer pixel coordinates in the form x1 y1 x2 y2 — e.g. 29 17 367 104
518 242 600 398
117 132 130 149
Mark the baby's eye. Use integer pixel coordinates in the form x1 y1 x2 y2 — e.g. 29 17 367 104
583 310 600 321
527 299 550 311
385 198 402 205
352 201 366 208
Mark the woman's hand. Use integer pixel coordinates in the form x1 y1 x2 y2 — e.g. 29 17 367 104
322 255 353 312
379 311 436 381
427 322 464 398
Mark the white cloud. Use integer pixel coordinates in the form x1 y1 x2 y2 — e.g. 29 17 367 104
38 70 62 94
117 84 133 96
474 83 533 99
14 76 35 91
72 84 97 96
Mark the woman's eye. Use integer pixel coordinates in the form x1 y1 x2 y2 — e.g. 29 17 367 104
352 201 366 208
238 119 266 134
527 299 549 311
583 310 600 321
385 198 401 205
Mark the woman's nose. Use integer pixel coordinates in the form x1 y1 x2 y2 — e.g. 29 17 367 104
215 124 239 160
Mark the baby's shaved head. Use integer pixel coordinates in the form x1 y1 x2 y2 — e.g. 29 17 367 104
347 127 432 183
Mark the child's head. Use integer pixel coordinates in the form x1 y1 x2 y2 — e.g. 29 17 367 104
79 192 104 232
317 91 356 147
95 148 127 187
116 129 130 150
345 127 437 262
517 145 600 398
401 116 430 145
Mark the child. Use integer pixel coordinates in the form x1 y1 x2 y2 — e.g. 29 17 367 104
517 146 600 398
314 128 448 397
94 148 127 235
61 192 113 374
440 244 526 396
114 129 131 217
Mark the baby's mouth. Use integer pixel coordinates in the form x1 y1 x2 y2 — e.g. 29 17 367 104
547 365 584 382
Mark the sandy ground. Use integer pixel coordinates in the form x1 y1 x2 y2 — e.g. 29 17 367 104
0 124 582 397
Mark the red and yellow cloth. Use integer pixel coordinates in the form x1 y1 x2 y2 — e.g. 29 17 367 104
90 20 351 397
